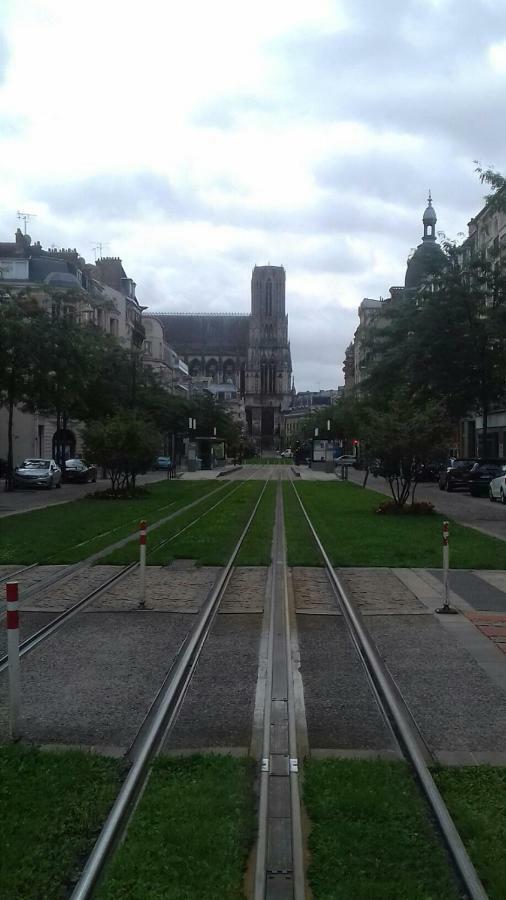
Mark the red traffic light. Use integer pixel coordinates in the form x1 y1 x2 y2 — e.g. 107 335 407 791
352 439 359 446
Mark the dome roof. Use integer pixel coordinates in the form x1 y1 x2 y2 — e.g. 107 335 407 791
405 240 446 290
423 201 437 224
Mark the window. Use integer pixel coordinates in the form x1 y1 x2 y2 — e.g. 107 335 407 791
265 280 272 316
109 318 118 336
143 340 152 355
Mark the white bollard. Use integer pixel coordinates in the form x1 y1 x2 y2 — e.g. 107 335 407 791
6 582 21 740
436 521 458 614
139 519 147 609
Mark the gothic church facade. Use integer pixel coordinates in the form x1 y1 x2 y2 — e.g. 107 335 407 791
151 265 293 448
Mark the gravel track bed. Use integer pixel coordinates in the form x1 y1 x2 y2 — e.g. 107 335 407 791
0 611 58 657
164 613 262 751
368 615 506 752
0 612 194 749
297 615 395 751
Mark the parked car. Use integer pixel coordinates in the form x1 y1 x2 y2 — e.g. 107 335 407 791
335 455 358 467
489 466 506 503
153 456 172 470
468 461 505 496
63 459 97 483
280 449 293 458
438 458 478 492
14 458 62 489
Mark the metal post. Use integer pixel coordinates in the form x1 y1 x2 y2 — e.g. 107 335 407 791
436 521 458 614
6 582 21 739
138 520 147 609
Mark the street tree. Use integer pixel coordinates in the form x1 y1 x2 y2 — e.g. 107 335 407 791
83 413 160 495
365 248 506 452
360 392 452 507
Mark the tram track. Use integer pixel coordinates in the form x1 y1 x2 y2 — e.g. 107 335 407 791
0 473 260 672
1 480 233 611
68 476 272 899
289 475 488 900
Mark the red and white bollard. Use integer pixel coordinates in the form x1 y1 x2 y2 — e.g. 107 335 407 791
6 582 21 739
139 520 147 609
436 521 458 614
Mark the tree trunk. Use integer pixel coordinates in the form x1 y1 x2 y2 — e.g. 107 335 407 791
4 395 15 492
61 410 68 476
481 402 488 457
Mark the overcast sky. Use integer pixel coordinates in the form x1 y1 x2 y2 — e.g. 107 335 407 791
1 0 505 390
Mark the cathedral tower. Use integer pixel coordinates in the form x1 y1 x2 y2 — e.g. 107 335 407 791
245 265 292 449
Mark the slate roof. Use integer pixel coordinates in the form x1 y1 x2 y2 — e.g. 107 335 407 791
150 313 250 356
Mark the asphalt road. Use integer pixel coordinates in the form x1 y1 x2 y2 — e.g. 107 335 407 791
0 471 168 518
346 468 506 541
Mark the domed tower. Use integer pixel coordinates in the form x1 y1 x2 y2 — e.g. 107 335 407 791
404 193 447 291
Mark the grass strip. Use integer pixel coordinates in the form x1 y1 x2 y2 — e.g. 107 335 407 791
243 456 291 465
0 745 122 900
98 755 255 900
236 480 276 565
304 758 459 900
435 766 506 899
284 481 506 568
102 480 266 566
0 481 219 564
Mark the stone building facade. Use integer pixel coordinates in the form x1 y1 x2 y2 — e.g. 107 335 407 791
0 233 147 465
150 265 293 449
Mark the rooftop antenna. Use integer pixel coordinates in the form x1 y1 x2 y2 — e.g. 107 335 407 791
91 242 109 261
17 211 37 235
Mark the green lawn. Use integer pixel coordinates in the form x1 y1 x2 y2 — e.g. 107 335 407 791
102 480 274 566
0 481 221 565
98 755 255 900
236 480 276 565
304 758 460 900
435 766 506 899
0 746 122 900
243 456 291 465
284 481 506 568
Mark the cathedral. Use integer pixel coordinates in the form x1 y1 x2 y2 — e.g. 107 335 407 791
152 265 293 449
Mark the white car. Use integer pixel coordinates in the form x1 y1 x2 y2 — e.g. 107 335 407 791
335 455 357 467
489 466 506 503
280 449 293 458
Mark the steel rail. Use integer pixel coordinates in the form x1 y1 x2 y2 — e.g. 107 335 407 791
290 479 488 900
0 476 255 671
0 563 38 584
70 476 271 900
6 481 232 608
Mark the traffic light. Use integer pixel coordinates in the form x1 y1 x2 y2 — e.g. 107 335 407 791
352 439 359 446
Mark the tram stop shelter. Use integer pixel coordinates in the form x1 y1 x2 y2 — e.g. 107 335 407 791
186 436 226 471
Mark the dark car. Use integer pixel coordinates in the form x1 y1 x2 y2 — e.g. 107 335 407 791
153 456 172 470
63 459 97 483
438 458 478 492
468 460 505 496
